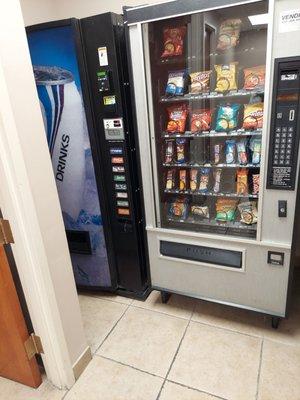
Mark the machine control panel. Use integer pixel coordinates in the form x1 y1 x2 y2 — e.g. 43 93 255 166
267 57 300 190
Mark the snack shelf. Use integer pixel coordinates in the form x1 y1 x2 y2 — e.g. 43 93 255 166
160 89 264 103
164 189 258 198
162 129 262 138
167 216 257 231
163 162 260 168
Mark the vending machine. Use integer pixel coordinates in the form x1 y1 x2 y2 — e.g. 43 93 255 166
125 0 300 324
26 13 149 298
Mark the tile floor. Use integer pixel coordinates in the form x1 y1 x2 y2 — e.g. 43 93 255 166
3 288 300 400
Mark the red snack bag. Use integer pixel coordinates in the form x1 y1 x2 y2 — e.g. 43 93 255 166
166 104 188 133
161 26 187 58
243 65 266 91
190 109 212 133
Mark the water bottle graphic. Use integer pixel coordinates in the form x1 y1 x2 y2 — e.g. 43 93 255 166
34 66 85 221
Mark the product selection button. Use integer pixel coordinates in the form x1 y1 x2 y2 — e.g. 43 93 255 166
113 175 126 182
116 192 128 199
282 126 287 132
112 166 125 173
111 157 124 164
110 147 123 155
115 183 127 190
117 208 130 216
117 200 129 207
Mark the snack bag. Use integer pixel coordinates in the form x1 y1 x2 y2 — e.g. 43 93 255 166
236 140 248 165
250 138 262 165
168 197 189 219
190 109 212 132
217 19 242 51
243 65 266 91
252 174 260 195
161 27 187 58
190 169 199 191
166 169 176 190
176 138 187 164
213 144 222 164
165 70 186 96
215 198 237 222
166 104 188 133
243 103 264 130
213 168 222 193
238 201 258 225
165 139 175 163
179 170 187 191
190 70 212 94
199 168 210 193
236 169 248 195
225 139 236 164
215 63 238 92
191 205 209 219
215 104 240 132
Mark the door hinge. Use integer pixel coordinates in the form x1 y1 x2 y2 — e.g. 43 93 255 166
24 334 44 360
0 219 14 244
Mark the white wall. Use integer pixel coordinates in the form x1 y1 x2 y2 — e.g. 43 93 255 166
20 0 166 25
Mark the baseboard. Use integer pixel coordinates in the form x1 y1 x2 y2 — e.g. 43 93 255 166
72 346 92 381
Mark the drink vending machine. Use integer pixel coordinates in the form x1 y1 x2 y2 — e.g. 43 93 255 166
125 0 300 325
26 13 150 298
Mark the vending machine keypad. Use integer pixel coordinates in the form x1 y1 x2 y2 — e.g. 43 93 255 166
267 58 300 190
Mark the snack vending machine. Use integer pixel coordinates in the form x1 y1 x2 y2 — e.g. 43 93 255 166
27 13 149 298
125 0 300 324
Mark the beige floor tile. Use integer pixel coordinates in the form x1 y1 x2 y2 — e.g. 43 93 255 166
0 376 66 400
262 295 300 346
81 290 133 305
132 290 196 319
169 322 262 400
160 381 219 400
79 295 127 353
98 306 188 377
65 356 163 400
192 298 266 337
258 340 300 400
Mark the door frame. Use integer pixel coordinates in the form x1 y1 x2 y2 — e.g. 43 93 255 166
0 0 90 390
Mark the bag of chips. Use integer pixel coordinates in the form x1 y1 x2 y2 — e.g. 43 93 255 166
166 104 188 133
190 169 199 191
217 19 242 51
168 197 189 219
213 144 222 164
236 169 248 195
161 27 187 58
215 104 240 132
225 139 236 164
243 103 264 130
252 174 260 195
191 205 209 219
238 201 258 225
250 138 262 165
215 63 238 92
236 139 248 165
215 198 238 222
165 70 186 96
243 65 266 91
199 168 210 193
165 139 175 163
179 170 187 191
213 168 222 193
190 70 212 94
166 169 176 190
176 138 187 164
190 109 212 133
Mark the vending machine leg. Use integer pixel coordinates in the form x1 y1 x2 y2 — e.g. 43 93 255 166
271 316 280 329
161 291 171 304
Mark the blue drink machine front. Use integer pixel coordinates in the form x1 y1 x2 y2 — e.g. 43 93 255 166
27 25 111 288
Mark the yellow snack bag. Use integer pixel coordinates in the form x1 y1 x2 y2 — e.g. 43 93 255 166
215 63 238 92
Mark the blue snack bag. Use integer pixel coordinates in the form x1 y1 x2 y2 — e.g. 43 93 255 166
166 70 186 96
225 139 236 164
215 104 240 132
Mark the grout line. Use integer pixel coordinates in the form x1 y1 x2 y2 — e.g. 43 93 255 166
255 339 264 400
97 354 165 379
166 379 229 400
94 303 131 354
156 302 196 400
79 292 133 306
129 302 193 321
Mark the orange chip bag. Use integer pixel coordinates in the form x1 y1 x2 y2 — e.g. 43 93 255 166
217 19 242 51
161 26 187 58
243 65 266 90
243 103 264 130
190 109 212 133
166 105 188 133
